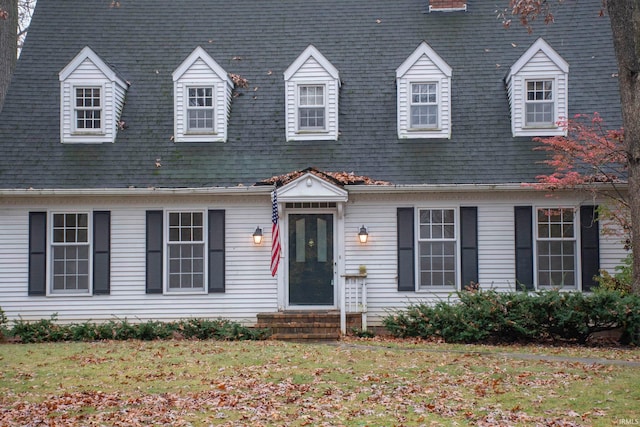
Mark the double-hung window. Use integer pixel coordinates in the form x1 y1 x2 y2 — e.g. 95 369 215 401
52 213 90 293
74 87 102 132
410 83 438 129
298 85 325 131
536 208 576 288
525 80 554 127
187 87 214 133
167 211 205 292
418 208 457 288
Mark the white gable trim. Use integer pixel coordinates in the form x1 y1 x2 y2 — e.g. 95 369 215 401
284 46 341 141
507 38 569 137
284 45 340 82
59 47 128 144
396 41 452 79
172 47 234 143
59 46 126 87
172 46 233 85
508 38 569 78
396 42 452 139
277 173 348 203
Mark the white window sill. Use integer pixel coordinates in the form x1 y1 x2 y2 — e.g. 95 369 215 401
164 289 208 296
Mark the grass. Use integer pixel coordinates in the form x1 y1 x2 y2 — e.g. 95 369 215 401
0 338 639 426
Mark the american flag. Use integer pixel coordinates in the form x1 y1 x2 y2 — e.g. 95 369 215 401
270 189 281 276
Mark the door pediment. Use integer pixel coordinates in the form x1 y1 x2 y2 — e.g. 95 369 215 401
277 172 348 203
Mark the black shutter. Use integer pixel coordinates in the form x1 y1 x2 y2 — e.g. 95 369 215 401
93 211 111 295
28 212 47 296
460 207 478 288
514 206 534 291
146 210 163 294
208 210 225 293
397 207 415 291
580 205 600 292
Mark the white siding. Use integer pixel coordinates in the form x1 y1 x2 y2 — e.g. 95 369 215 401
0 191 629 328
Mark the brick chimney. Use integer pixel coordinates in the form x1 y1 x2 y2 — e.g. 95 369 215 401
428 0 467 12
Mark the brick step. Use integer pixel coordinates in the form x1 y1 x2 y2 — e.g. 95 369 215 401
257 324 340 335
256 311 362 341
269 332 342 342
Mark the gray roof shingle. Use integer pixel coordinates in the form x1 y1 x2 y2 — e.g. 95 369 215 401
0 0 621 189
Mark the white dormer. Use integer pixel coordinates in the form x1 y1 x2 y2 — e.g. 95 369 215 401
59 46 129 144
284 45 340 141
172 47 234 143
396 42 452 139
506 38 569 137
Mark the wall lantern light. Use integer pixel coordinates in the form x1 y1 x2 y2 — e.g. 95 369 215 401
252 226 263 245
358 225 369 244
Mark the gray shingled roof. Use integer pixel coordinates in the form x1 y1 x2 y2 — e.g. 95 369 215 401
0 0 621 189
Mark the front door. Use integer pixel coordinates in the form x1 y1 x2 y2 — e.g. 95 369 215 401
288 213 334 305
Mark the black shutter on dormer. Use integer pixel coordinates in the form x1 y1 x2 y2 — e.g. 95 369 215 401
580 206 600 292
397 207 415 291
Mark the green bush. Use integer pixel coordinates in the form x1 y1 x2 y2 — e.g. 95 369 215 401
383 289 640 345
595 253 633 295
0 307 7 341
6 316 270 343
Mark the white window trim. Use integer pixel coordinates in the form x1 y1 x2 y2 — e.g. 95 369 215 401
295 83 329 134
415 206 461 291
164 210 208 295
533 206 580 290
71 83 106 135
409 81 440 131
523 77 557 129
184 84 217 135
47 211 93 296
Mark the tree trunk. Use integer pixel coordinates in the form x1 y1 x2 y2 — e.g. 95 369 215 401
0 0 17 113
606 0 640 295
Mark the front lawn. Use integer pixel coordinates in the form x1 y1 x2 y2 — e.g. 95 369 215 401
1 339 638 426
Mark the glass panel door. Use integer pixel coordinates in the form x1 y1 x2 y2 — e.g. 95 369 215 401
288 214 334 305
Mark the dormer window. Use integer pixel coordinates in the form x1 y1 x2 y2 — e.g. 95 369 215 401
59 46 128 144
74 87 102 132
187 87 214 133
173 47 233 143
506 38 568 137
410 83 438 129
284 45 340 141
525 80 553 126
298 85 326 131
396 42 452 139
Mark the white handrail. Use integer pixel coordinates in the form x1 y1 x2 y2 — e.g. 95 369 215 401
340 274 367 334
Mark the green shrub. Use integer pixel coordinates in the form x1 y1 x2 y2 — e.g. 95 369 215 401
7 316 270 343
383 289 640 345
595 253 633 295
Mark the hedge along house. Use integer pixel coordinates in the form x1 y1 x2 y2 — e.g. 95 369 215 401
0 0 628 334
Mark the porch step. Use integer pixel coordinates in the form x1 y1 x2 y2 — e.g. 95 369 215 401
256 311 362 342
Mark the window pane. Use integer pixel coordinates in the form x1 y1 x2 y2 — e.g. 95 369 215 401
536 208 576 289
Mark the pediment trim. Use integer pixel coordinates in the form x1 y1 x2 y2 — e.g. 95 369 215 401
277 172 348 203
